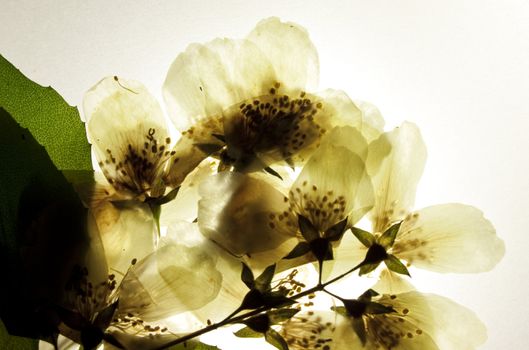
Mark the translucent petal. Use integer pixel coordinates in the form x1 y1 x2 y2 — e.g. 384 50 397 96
198 172 295 256
319 125 369 161
163 38 276 131
368 122 427 233
393 203 505 273
354 100 386 142
246 17 319 92
106 331 182 350
164 116 223 187
372 269 415 294
83 77 169 197
191 247 248 324
160 160 216 225
118 238 222 321
279 310 337 350
334 292 440 350
324 229 366 281
291 142 374 230
379 292 487 350
92 201 157 281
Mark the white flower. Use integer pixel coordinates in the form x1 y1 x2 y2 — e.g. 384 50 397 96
197 126 375 271
337 122 504 276
162 18 381 184
83 77 175 201
333 291 487 350
57 214 222 349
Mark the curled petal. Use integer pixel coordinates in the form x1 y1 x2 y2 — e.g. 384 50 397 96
92 201 157 281
118 238 222 321
198 172 295 256
393 203 505 273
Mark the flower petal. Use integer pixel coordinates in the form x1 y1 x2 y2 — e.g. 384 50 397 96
368 122 427 233
246 17 319 92
198 172 295 256
372 269 416 294
160 160 216 225
118 239 222 321
163 38 276 131
92 201 157 281
393 203 505 273
379 292 487 350
291 141 374 230
354 100 386 142
83 77 169 197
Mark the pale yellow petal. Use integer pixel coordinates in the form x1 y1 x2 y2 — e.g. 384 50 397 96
83 77 169 197
163 38 276 130
291 143 374 230
369 122 427 232
246 17 319 92
92 201 157 281
198 172 295 256
160 160 216 225
379 292 486 350
373 269 415 294
118 241 222 321
393 203 505 273
354 100 386 142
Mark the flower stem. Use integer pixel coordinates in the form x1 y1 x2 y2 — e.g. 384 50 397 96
152 263 361 350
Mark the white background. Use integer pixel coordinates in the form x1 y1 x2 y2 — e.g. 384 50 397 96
2 0 528 349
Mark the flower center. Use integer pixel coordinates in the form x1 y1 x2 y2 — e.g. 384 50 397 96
99 129 175 198
224 85 327 165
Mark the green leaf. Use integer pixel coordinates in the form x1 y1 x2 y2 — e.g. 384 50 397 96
358 262 380 276
331 306 348 317
0 109 89 342
195 143 224 155
283 241 311 259
268 308 299 324
384 254 411 276
362 243 388 265
365 302 396 315
309 238 333 263
351 318 367 346
0 55 91 171
323 217 348 241
350 227 375 247
297 214 319 242
358 289 379 301
0 318 38 350
241 263 255 289
377 221 402 248
264 329 289 350
263 166 283 180
211 133 226 142
149 186 181 206
244 314 270 333
343 299 367 318
255 264 276 292
233 326 264 338
240 289 266 310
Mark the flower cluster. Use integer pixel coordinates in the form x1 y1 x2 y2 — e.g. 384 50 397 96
50 18 504 350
